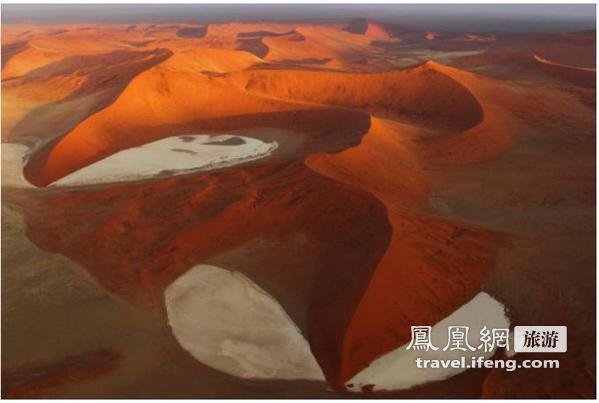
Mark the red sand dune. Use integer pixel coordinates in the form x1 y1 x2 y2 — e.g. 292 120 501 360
21 107 375 295
226 61 484 132
2 26 162 78
2 48 171 146
261 25 381 63
306 117 501 387
23 61 305 186
163 47 261 73
24 60 488 186
414 61 514 166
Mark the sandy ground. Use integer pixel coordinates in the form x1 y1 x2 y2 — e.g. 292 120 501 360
426 117 595 397
51 134 278 187
533 54 596 72
1 203 331 398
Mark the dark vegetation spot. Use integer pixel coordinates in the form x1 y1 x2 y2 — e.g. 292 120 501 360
179 136 196 142
204 137 246 146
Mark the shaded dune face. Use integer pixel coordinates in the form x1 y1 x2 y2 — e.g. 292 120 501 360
1 40 28 68
176 26 207 38
236 38 269 58
19 58 506 392
413 62 514 166
226 62 484 132
342 19 391 40
237 30 295 38
20 49 173 112
2 48 172 144
343 18 370 35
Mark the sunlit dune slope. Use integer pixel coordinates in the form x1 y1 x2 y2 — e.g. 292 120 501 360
161 47 262 73
260 25 382 63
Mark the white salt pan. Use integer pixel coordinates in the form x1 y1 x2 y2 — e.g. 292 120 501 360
347 292 510 392
51 134 278 187
164 263 508 388
164 264 324 381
